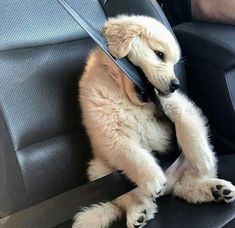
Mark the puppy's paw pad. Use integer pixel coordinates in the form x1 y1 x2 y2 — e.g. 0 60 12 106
223 189 231 195
211 183 235 203
127 202 157 228
211 189 221 200
132 213 148 228
216 185 223 190
128 209 147 228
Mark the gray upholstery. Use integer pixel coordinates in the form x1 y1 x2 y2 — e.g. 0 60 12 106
157 0 192 26
0 38 95 215
174 22 235 153
0 0 104 215
1 0 106 50
0 0 186 216
174 22 235 70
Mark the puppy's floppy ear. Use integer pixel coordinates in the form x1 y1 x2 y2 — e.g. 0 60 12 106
102 23 140 59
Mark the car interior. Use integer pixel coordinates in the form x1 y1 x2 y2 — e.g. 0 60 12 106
0 0 235 227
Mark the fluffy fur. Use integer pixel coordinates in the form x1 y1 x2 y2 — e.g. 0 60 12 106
74 15 235 228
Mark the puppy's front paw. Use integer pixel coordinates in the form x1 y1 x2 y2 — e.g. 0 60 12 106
139 170 167 199
127 200 157 228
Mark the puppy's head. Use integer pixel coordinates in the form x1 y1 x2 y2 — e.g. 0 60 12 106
102 15 181 98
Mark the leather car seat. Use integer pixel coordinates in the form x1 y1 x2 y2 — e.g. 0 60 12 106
1 0 235 227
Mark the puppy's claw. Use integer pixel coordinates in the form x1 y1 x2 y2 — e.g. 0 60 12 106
134 225 141 228
137 216 144 223
142 209 147 215
134 222 147 228
152 197 156 203
156 191 161 195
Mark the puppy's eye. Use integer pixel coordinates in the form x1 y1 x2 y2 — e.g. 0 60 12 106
155 51 164 61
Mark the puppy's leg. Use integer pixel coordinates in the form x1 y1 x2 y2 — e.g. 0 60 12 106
159 91 216 176
89 158 157 228
101 140 167 198
160 92 235 203
114 189 157 228
173 168 235 203
73 158 122 228
87 157 114 181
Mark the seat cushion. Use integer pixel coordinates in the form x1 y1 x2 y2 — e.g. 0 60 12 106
111 154 235 228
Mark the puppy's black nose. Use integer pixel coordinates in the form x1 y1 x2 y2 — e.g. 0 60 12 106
170 79 180 92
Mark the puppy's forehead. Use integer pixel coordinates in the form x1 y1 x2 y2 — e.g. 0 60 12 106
146 28 181 62
141 19 181 62
107 15 181 62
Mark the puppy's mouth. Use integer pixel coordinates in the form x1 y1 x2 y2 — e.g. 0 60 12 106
155 88 171 97
145 78 171 97
135 67 172 98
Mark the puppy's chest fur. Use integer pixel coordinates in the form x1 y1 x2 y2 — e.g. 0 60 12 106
118 101 172 153
80 50 172 154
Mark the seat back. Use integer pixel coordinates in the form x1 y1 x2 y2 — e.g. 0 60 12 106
0 0 186 216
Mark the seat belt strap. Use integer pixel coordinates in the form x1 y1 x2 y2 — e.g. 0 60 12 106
57 0 170 122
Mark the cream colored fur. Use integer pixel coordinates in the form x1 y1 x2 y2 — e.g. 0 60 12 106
74 15 235 228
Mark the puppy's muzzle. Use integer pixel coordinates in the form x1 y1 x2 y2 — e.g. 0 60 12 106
169 79 180 93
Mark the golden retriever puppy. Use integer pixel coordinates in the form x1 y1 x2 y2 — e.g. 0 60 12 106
73 15 235 228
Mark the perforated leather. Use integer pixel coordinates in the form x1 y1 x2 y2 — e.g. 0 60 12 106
0 0 106 50
2 1 235 228
0 38 95 215
0 1 104 214
0 0 188 216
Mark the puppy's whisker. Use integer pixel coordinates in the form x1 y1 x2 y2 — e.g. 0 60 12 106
178 56 190 65
178 60 190 66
